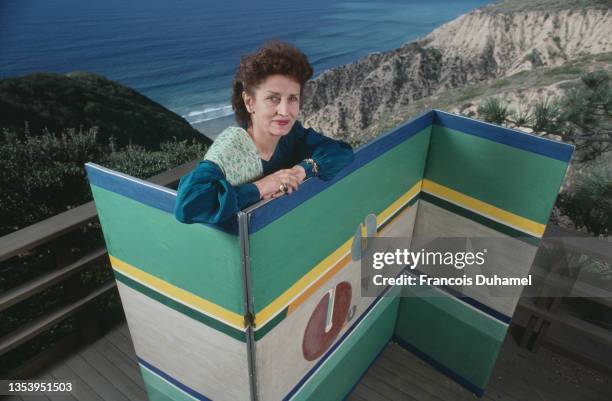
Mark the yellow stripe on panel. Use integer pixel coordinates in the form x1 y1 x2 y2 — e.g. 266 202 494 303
287 253 353 315
109 255 246 329
255 184 420 328
421 179 545 237
254 240 353 327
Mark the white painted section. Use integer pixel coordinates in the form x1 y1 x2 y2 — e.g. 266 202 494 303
117 282 250 401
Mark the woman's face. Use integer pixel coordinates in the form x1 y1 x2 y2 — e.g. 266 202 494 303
243 74 301 138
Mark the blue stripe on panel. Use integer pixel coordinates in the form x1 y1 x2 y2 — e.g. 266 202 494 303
138 357 214 401
85 163 238 235
393 336 485 397
85 163 176 213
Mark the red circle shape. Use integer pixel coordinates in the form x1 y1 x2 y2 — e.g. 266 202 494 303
302 281 352 361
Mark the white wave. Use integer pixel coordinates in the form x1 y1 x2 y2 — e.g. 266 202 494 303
183 104 234 123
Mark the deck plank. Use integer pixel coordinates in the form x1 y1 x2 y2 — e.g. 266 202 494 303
368 363 446 401
89 338 143 389
19 373 53 401
381 344 492 401
116 324 131 340
377 353 478 401
38 373 76 401
349 382 392 401
103 327 137 361
29 321 612 401
10 395 46 401
78 345 147 401
344 391 369 401
359 374 417 401
46 361 103 401
63 354 130 401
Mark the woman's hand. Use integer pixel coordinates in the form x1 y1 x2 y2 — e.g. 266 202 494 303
288 165 307 183
254 168 303 200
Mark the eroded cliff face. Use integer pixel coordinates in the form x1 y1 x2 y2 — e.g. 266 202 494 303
426 8 611 75
301 5 611 141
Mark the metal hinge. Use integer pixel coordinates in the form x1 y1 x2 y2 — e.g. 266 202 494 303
244 312 255 327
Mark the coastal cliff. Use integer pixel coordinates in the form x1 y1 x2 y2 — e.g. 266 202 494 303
301 0 612 143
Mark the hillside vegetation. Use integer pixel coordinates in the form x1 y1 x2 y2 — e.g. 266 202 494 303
371 52 611 139
0 72 210 149
0 72 211 235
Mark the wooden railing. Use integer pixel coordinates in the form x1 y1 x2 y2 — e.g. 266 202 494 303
0 160 198 378
514 224 612 375
1 160 610 378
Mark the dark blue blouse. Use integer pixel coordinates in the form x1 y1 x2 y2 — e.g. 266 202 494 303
174 121 354 224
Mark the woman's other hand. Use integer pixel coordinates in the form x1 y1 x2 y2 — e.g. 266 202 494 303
288 165 306 183
254 168 302 200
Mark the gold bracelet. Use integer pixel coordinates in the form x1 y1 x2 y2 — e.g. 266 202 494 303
303 158 319 176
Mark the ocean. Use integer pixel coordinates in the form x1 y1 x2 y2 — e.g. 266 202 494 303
0 0 489 138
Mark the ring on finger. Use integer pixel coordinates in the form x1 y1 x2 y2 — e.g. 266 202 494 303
279 183 288 193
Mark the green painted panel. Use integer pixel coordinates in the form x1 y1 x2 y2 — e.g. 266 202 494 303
91 185 244 314
249 128 431 312
143 383 173 401
291 296 400 401
141 366 199 401
426 125 568 224
394 288 506 389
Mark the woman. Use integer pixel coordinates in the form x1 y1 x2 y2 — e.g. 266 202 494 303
174 41 354 224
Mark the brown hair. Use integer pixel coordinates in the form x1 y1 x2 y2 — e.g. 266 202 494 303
231 40 313 128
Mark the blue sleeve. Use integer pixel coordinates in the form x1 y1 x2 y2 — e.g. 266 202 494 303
295 122 355 180
174 161 261 224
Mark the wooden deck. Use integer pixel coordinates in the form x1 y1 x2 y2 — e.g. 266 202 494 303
5 322 611 401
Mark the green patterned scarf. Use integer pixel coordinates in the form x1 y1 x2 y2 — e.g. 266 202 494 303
204 126 263 185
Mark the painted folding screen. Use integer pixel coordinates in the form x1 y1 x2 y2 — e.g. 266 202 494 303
86 109 573 401
85 165 251 401
393 111 573 395
245 113 430 401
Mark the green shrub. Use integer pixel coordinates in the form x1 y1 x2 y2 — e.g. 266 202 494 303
562 88 594 127
0 127 103 234
532 97 562 132
580 69 611 110
559 69 611 161
477 98 510 125
104 139 206 180
0 127 207 236
524 49 544 67
582 68 610 89
511 105 532 126
558 162 612 236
